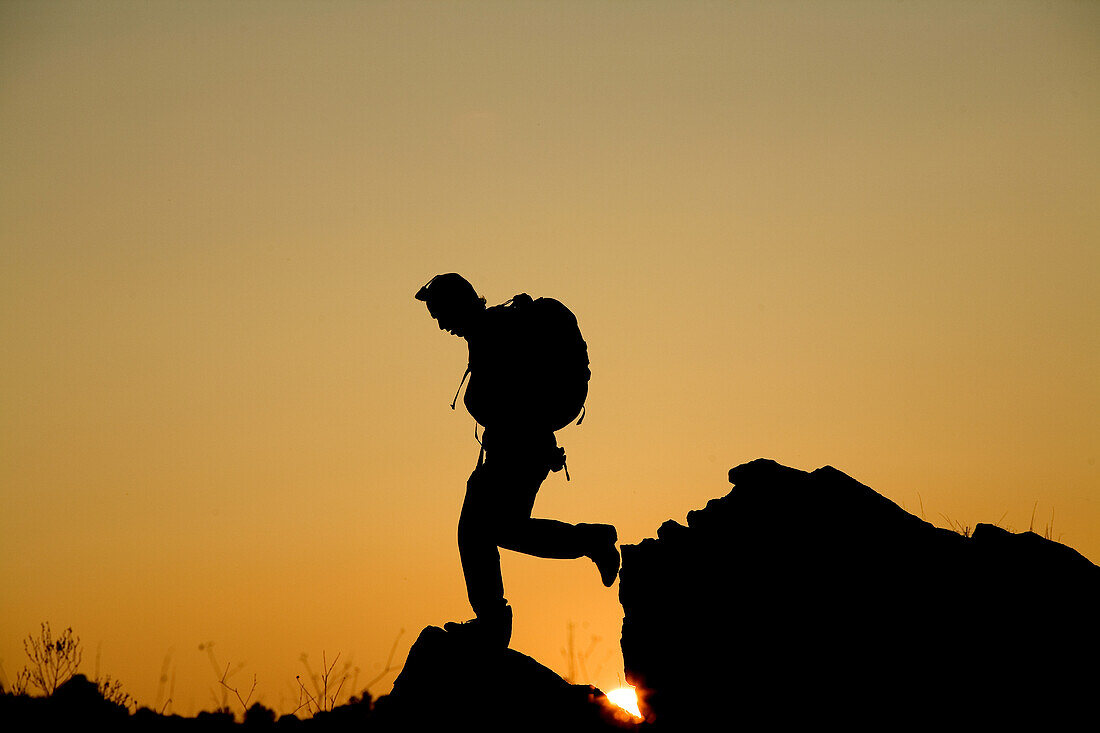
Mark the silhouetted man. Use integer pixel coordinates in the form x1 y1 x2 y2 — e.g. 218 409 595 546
416 273 619 648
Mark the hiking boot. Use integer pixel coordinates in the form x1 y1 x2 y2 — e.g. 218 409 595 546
581 523 620 587
444 604 512 648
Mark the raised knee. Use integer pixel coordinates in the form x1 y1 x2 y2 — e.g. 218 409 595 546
460 512 516 551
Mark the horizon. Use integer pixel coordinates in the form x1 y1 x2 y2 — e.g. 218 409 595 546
2 0 1098 716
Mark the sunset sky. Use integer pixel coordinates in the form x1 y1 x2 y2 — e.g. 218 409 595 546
2 0 1097 716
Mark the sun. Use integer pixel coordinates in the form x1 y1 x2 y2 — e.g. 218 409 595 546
606 685 642 719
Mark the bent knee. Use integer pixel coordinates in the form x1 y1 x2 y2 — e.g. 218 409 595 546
459 513 523 550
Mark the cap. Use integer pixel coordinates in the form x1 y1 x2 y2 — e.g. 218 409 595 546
415 273 478 305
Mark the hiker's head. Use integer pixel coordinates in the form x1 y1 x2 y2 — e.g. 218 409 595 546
415 273 486 337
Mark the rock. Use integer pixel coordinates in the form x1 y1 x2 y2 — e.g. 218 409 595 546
0 674 131 730
619 459 1100 730
378 625 634 732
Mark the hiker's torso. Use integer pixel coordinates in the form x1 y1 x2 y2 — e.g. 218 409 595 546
463 303 539 432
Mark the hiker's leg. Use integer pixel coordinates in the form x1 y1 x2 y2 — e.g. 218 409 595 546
487 455 620 582
457 462 508 618
499 517 586 558
480 431 620 585
484 454 583 558
499 518 618 585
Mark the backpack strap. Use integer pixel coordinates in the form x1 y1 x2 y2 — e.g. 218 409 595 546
450 364 471 410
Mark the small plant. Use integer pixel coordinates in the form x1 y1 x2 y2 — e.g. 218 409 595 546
293 650 356 715
97 674 135 710
92 642 135 711
560 621 605 685
362 628 404 696
218 662 257 713
200 641 256 718
154 650 175 715
1029 501 1059 541
17 622 83 696
938 513 971 538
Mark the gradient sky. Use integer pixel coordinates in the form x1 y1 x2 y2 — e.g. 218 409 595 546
2 0 1098 716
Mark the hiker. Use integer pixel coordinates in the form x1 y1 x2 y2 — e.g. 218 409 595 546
416 273 620 648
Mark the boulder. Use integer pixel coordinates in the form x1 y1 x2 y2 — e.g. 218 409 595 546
378 626 634 731
619 459 1100 730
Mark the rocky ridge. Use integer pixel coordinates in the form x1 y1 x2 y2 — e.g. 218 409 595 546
618 459 1100 729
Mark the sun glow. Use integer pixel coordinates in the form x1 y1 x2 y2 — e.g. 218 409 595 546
606 686 643 719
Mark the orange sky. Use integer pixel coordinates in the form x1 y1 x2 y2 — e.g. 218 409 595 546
2 0 1098 716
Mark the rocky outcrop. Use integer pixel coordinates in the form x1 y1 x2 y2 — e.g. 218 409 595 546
619 459 1100 730
379 626 636 731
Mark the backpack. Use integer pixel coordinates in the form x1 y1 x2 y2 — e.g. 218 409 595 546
457 293 590 433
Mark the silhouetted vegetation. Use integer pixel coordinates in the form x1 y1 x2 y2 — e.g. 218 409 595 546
1 622 635 731
0 624 386 730
4 622 134 711
11 622 83 696
1 665 382 731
